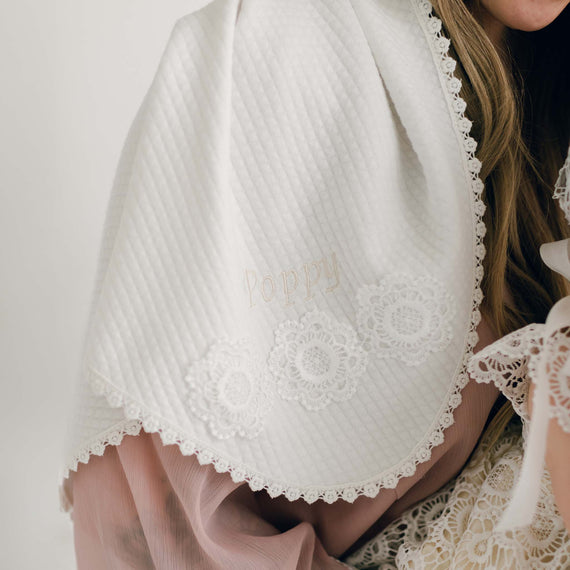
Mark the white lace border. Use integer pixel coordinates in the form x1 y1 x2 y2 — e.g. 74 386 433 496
59 0 489 513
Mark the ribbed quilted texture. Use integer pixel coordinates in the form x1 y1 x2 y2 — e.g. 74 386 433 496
62 0 486 505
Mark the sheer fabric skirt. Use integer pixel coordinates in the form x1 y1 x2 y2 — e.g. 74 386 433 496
68 323 570 569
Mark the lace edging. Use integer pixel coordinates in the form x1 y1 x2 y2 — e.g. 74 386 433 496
408 0 489 472
533 327 570 434
61 367 459 508
60 2 489 511
467 324 544 422
469 323 570 433
61 420 144 479
553 144 570 224
59 419 143 513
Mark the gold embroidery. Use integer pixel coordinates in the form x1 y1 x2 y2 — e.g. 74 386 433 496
303 261 321 301
280 269 299 306
245 252 340 309
261 275 275 302
245 269 259 308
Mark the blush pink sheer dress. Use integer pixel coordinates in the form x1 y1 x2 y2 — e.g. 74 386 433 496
65 316 500 569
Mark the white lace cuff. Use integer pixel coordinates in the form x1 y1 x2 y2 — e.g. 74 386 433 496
468 322 543 424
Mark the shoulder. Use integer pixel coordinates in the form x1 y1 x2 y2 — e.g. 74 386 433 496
172 0 365 53
151 0 379 131
170 0 240 40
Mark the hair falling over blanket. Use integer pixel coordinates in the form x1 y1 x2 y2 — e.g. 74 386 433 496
430 0 570 443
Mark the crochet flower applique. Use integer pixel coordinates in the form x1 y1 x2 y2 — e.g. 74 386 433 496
268 309 369 411
356 273 456 366
184 338 275 439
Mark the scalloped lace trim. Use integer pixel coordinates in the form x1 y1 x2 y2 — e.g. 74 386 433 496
61 420 143 481
60 1 489 510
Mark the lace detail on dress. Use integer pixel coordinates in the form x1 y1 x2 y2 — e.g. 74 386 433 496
553 146 570 225
539 327 570 433
356 274 456 366
345 483 454 570
268 309 368 411
468 323 544 422
184 338 275 439
344 422 570 569
469 323 570 433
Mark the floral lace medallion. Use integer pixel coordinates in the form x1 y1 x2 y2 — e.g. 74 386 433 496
356 273 456 366
184 338 275 439
553 147 570 224
268 309 369 411
542 327 570 433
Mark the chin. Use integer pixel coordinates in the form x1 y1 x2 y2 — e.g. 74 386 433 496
481 0 569 31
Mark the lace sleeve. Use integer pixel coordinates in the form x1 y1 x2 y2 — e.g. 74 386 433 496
467 323 544 423
468 321 570 433
468 301 570 531
540 326 570 433
553 143 570 224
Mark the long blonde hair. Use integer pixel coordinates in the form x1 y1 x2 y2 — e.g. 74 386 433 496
430 0 570 441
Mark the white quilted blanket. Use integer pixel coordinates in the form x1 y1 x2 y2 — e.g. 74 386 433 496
62 0 488 507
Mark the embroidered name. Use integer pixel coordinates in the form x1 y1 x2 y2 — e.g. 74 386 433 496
244 251 340 308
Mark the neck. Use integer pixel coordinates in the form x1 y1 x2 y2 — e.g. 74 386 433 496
477 6 508 51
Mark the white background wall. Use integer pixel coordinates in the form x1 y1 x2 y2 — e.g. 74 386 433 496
1 1 206 567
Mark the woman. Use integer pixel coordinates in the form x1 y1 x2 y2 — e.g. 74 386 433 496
61 0 570 567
